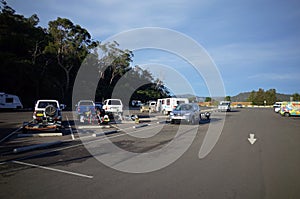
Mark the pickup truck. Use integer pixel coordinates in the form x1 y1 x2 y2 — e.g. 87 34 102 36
75 100 96 123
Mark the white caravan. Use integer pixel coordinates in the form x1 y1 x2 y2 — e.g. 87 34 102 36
0 92 23 109
156 98 189 115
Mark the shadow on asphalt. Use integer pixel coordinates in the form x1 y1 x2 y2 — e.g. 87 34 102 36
229 110 241 113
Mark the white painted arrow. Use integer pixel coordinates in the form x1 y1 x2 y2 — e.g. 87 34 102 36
248 133 257 145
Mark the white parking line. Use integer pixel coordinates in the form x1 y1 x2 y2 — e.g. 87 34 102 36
66 116 75 140
0 126 22 143
0 119 35 143
1 123 166 165
12 160 93 179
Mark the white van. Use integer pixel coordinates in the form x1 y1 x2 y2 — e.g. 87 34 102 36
0 92 23 109
157 98 189 115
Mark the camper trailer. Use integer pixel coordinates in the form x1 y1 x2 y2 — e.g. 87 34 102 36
156 98 189 115
0 92 23 109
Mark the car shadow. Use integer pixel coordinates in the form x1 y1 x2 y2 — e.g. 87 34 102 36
228 109 241 113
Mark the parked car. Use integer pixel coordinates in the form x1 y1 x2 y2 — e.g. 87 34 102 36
280 101 300 117
273 102 282 113
218 101 231 112
131 100 142 107
169 103 201 125
236 104 243 108
95 102 103 110
140 101 156 113
102 99 123 121
32 99 64 128
75 100 96 123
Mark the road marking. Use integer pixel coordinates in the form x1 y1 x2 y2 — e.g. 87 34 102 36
0 119 35 143
248 133 257 145
12 160 93 179
1 123 166 164
0 126 22 143
66 116 75 140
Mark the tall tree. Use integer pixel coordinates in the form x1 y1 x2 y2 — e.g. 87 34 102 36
0 1 49 105
205 97 212 102
292 93 300 101
98 41 133 85
265 89 277 105
225 96 231 101
247 88 277 105
44 17 97 101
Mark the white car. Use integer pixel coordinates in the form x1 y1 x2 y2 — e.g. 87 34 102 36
273 102 282 113
218 101 231 112
33 100 64 127
102 99 123 114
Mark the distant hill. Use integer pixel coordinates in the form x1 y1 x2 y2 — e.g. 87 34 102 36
231 92 292 102
174 92 292 102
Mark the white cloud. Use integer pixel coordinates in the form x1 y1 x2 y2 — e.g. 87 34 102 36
39 0 202 39
248 73 300 81
208 38 300 69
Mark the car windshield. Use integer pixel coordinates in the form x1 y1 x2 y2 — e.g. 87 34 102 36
221 102 230 105
79 101 94 106
37 101 58 108
108 100 121 105
175 104 192 111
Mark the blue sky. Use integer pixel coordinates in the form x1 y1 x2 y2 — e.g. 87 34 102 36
8 0 300 96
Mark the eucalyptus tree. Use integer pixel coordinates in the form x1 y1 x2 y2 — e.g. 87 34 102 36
44 17 98 101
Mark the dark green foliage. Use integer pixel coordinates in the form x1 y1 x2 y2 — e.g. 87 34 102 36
225 96 231 101
0 1 168 107
247 88 277 105
292 93 300 101
205 97 212 102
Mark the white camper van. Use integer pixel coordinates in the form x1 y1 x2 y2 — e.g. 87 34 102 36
0 92 23 109
157 98 189 115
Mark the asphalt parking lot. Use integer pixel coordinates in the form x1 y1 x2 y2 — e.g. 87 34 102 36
0 108 299 199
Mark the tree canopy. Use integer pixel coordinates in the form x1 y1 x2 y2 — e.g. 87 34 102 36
247 88 277 105
0 1 169 107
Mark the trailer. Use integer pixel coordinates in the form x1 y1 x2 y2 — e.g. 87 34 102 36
22 122 60 133
0 92 23 109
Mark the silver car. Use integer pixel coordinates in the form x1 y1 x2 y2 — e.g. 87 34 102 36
170 103 201 125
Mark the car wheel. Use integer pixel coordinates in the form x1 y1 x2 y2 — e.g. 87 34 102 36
190 117 195 125
284 112 290 117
